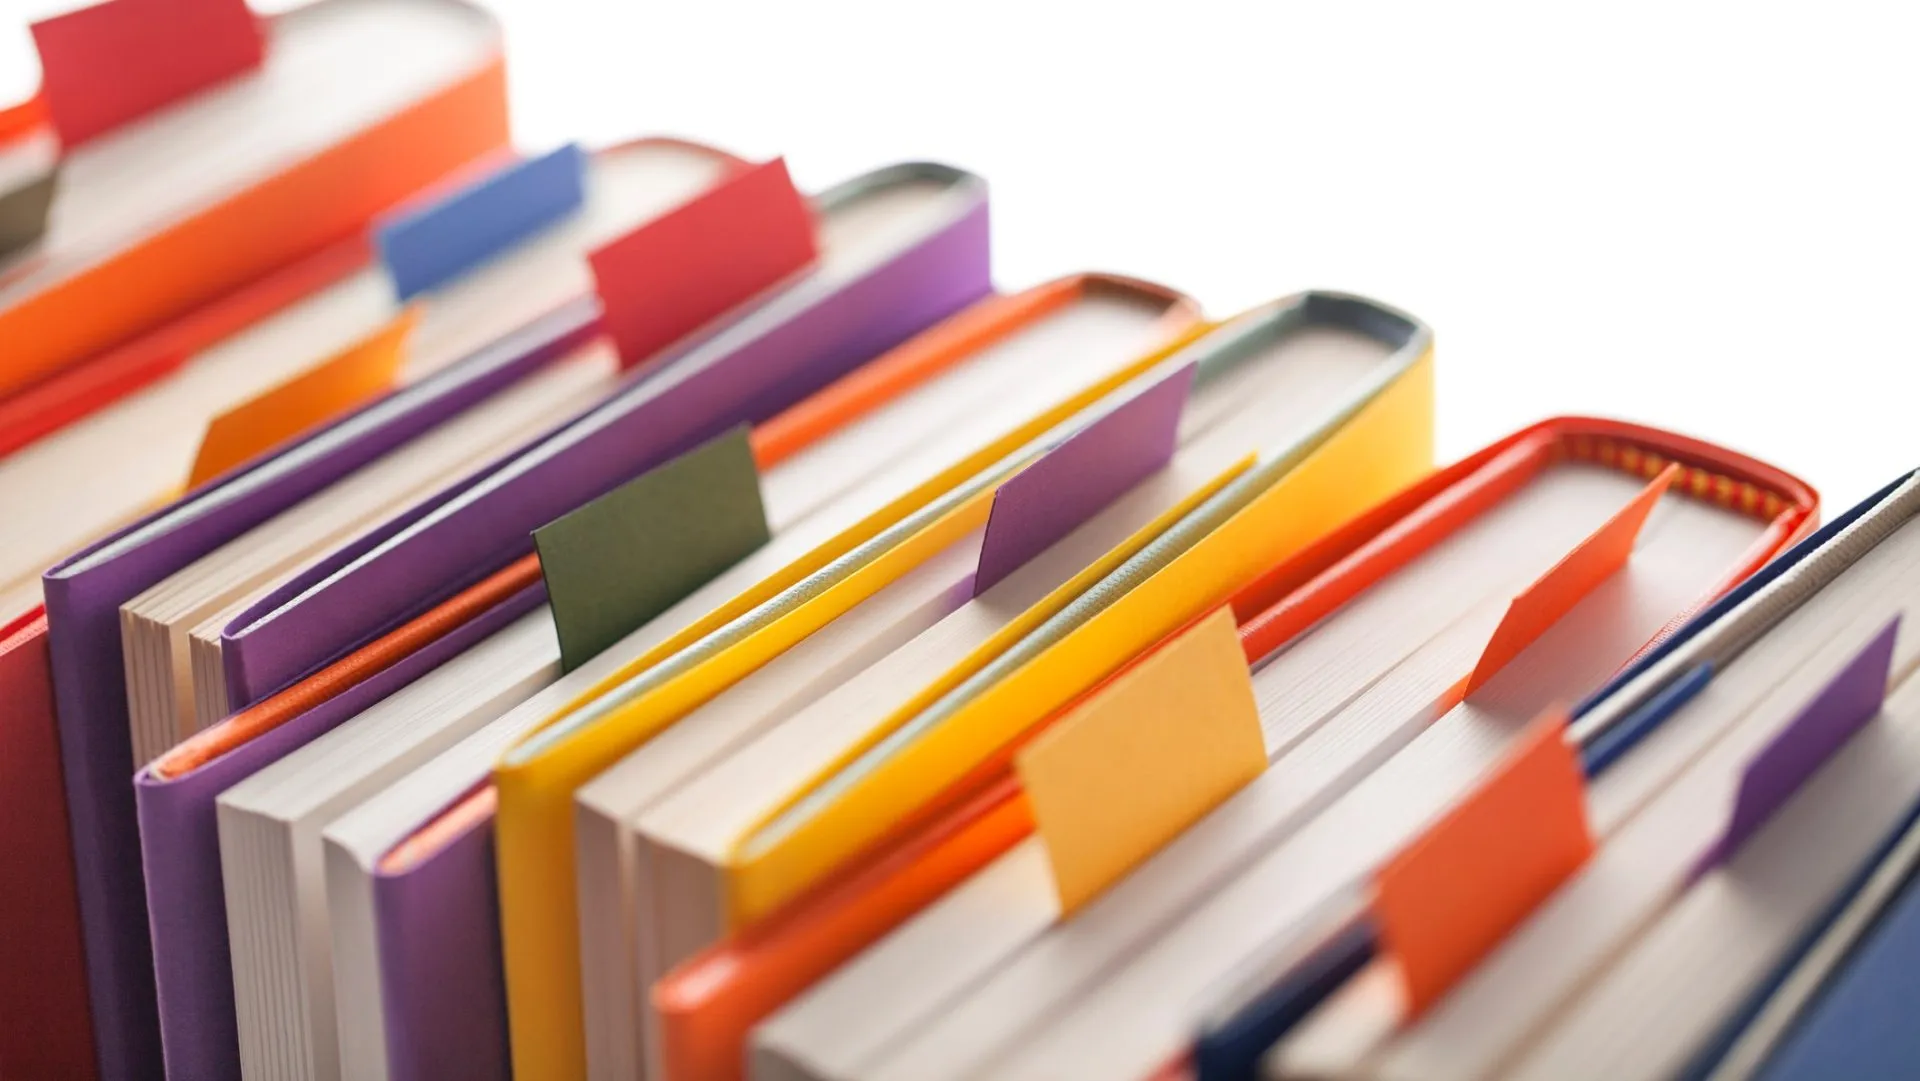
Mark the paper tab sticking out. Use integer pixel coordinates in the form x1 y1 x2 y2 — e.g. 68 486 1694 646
589 157 816 371
188 308 415 488
1376 709 1593 1016
1016 607 1266 916
33 0 264 147
1464 463 1677 696
0 93 47 144
377 145 588 300
533 426 771 672
974 364 1193 597
1693 616 1899 878
0 169 57 257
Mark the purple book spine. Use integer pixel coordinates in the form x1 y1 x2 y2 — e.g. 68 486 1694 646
41 306 590 1081
374 811 510 1081
135 585 542 1081
221 180 994 707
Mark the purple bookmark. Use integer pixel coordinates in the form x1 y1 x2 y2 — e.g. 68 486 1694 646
973 363 1193 597
1693 615 1900 878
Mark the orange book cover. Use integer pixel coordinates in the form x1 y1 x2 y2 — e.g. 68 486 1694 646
0 0 510 399
649 417 1819 1081
0 233 371 460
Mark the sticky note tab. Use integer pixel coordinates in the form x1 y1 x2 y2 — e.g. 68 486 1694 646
974 365 1193 597
188 308 415 487
0 168 57 257
588 157 816 371
1376 708 1593 1015
32 0 264 148
1693 616 1899 878
1464 463 1677 696
533 427 771 672
1015 607 1266 916
377 144 588 300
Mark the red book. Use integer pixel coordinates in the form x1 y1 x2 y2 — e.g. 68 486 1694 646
0 611 96 1080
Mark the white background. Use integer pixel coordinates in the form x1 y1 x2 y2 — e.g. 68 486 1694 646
7 0 1918 512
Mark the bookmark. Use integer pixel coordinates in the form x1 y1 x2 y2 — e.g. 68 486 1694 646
376 144 589 300
1236 435 1556 661
186 307 417 488
974 364 1194 596
589 157 816 371
1463 463 1677 696
533 426 771 672
1015 607 1266 915
1691 616 1899 879
0 93 46 144
32 0 264 148
1374 707 1593 1015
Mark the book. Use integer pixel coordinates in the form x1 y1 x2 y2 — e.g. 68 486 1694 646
1205 475 1902 1081
34 311 591 1081
0 610 95 1081
2 0 508 400
1282 474 1920 1081
1715 797 1920 1081
751 421 1812 1081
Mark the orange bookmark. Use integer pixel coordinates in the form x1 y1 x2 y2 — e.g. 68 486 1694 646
1374 708 1593 1015
1464 463 1677 696
186 307 417 488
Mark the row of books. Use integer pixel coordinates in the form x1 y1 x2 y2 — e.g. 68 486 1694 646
2 2 1917 1081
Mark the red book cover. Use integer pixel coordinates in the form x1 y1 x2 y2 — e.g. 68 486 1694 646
0 611 96 1080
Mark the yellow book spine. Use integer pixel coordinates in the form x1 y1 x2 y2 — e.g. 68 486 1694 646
726 348 1436 925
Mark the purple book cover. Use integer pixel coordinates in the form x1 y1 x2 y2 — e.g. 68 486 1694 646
374 808 509 1081
220 163 994 710
135 586 541 1081
40 305 593 1081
